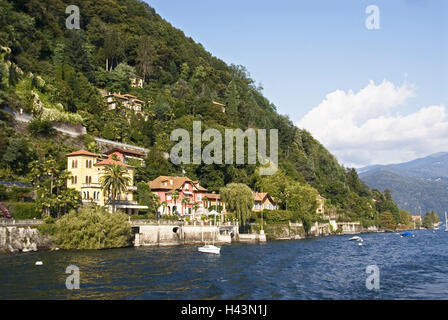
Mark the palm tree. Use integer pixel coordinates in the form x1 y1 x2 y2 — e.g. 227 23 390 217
161 201 168 216
192 202 200 215
100 165 131 213
202 196 209 210
181 197 190 216
172 190 179 215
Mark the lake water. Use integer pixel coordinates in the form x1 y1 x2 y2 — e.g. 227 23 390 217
1 229 447 300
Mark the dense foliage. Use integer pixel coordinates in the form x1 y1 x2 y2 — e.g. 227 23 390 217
220 183 253 225
422 211 439 229
51 206 132 249
0 0 402 226
3 202 40 219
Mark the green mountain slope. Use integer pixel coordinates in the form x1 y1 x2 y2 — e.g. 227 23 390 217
0 0 397 222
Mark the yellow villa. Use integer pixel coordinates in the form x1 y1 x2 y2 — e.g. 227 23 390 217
66 149 147 214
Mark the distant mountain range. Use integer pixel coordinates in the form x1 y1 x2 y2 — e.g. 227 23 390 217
358 152 448 218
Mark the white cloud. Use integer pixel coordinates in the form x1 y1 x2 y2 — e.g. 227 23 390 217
297 80 448 167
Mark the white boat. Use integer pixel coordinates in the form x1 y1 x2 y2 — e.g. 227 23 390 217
445 212 448 232
198 214 221 254
198 245 221 254
348 236 363 242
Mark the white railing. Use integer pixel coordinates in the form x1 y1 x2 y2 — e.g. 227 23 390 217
0 219 44 226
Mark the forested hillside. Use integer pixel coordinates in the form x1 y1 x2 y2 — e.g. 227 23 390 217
359 153 448 218
0 0 403 225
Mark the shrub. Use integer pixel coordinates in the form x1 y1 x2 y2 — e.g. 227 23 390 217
27 118 55 136
43 216 54 224
37 223 56 236
52 207 132 250
162 214 179 221
130 213 156 220
8 202 41 219
260 210 298 223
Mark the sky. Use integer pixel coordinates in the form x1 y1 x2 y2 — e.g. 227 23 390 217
146 0 448 167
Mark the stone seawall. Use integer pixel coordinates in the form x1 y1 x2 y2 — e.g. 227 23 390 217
134 224 238 246
265 224 306 241
0 227 53 253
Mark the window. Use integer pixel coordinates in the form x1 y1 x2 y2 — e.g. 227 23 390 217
185 184 189 190
86 160 93 168
72 176 77 184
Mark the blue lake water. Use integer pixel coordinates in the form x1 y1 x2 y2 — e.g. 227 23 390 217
0 229 447 299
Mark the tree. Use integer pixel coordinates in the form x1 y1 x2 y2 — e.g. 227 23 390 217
104 28 124 71
136 182 159 213
256 169 295 210
51 206 132 250
181 196 190 215
192 202 200 215
161 201 168 215
384 189 393 201
423 211 439 229
136 36 156 82
380 211 396 231
100 165 131 213
286 182 319 229
225 80 239 123
171 190 179 215
2 137 36 175
220 183 253 226
399 209 412 227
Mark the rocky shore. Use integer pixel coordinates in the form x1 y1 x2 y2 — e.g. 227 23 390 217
0 227 53 253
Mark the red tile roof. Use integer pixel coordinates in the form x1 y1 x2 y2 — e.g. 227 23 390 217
254 192 268 201
149 176 208 192
66 149 99 157
254 192 277 205
203 193 220 199
104 148 145 157
94 158 135 168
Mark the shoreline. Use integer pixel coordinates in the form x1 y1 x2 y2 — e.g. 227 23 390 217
0 220 424 254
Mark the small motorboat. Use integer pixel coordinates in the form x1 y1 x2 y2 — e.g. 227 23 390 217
35 261 43 266
401 232 413 237
198 245 221 255
198 214 221 254
348 236 363 242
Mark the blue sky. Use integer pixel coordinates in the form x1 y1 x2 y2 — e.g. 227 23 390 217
146 0 448 166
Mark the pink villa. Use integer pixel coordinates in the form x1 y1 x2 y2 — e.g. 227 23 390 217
148 176 208 216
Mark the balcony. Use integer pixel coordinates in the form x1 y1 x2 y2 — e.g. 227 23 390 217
81 183 101 188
